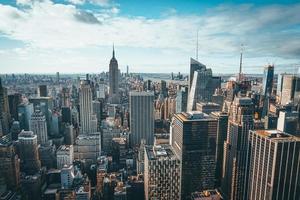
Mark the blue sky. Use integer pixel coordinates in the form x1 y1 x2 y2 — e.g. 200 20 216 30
0 0 300 74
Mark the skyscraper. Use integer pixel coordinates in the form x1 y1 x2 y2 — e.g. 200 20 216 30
261 65 274 118
247 130 300 200
30 108 48 145
0 137 20 189
0 77 10 135
79 80 97 134
109 46 119 103
222 97 254 200
129 91 154 146
39 85 48 97
189 58 206 91
262 65 274 97
280 74 300 105
176 86 188 113
171 111 218 199
18 130 41 175
187 62 221 111
210 111 228 187
144 145 180 200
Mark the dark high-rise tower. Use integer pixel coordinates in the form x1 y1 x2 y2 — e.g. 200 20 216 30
109 45 119 101
261 65 274 118
171 111 218 199
0 78 10 135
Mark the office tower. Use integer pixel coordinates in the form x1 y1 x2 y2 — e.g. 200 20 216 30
56 72 60 83
39 85 48 97
189 58 206 91
176 86 188 113
97 78 106 99
126 65 129 76
92 100 102 124
129 91 154 146
171 111 218 199
62 106 72 124
187 67 221 111
276 73 285 98
57 145 74 169
18 130 41 174
0 78 10 135
29 96 53 131
222 97 254 200
161 80 167 97
262 65 274 97
8 93 22 121
280 74 300 105
10 121 21 141
247 130 300 200
30 108 48 145
144 145 180 200
18 103 34 131
261 65 274 118
109 46 119 101
0 137 20 189
39 141 56 169
210 112 228 187
61 87 70 107
51 111 62 136
277 110 298 136
61 165 75 189
79 80 97 134
64 123 75 145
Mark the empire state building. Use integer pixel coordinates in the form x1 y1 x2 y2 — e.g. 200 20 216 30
109 46 119 103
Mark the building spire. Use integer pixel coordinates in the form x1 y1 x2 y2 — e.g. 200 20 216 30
239 44 244 82
112 43 115 58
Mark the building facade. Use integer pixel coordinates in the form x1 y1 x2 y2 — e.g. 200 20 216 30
144 145 180 200
129 91 154 146
247 130 300 200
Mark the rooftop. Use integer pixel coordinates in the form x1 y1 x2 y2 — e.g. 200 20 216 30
254 130 300 142
145 144 177 160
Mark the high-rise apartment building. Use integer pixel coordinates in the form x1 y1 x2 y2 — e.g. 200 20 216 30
30 108 48 145
18 130 41 175
129 91 154 146
222 97 254 200
144 145 180 200
171 111 218 199
247 130 300 200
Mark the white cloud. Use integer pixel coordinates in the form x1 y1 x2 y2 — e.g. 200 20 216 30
0 1 299 73
67 0 110 6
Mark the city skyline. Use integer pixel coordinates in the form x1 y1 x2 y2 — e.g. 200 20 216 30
1 0 300 74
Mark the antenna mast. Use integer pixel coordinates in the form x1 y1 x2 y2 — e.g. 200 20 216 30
196 30 199 60
239 44 244 82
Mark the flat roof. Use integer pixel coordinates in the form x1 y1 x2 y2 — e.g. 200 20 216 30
254 130 300 142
